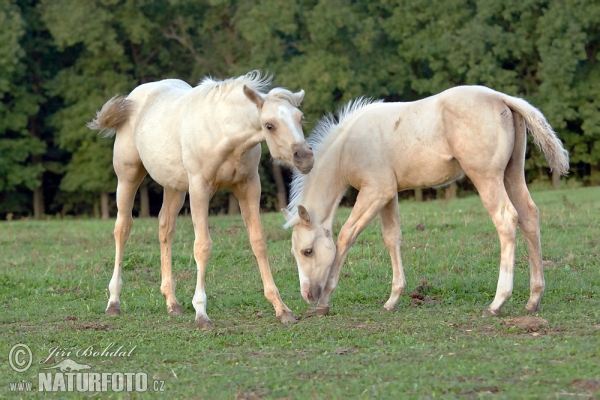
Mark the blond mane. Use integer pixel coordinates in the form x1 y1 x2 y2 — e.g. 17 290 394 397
197 70 273 98
284 97 382 226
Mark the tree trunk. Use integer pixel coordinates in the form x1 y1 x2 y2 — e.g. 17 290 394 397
272 163 287 210
552 169 561 190
590 164 599 186
139 180 150 218
414 188 423 202
445 182 458 201
33 186 44 219
32 153 44 219
228 192 240 215
101 191 110 220
93 200 100 219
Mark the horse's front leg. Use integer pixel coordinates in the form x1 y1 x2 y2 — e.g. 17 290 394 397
232 173 296 324
188 177 215 329
316 188 395 315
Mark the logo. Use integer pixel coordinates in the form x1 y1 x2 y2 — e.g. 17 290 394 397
9 344 32 373
7 343 165 393
42 359 91 372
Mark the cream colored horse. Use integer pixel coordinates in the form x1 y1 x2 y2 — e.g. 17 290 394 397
88 71 313 328
283 86 569 317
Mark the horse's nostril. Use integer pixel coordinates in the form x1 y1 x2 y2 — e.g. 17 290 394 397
294 151 299 158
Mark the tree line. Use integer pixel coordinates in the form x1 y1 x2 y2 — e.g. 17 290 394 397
1 0 598 220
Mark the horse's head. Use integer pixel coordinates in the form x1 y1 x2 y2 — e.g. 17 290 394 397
244 85 314 174
283 205 336 304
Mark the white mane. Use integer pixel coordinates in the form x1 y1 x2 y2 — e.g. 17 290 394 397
284 97 382 228
197 70 273 97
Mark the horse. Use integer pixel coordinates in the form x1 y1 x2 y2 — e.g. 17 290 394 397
88 71 313 329
282 85 569 318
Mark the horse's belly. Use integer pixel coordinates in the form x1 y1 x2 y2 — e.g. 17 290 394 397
136 131 190 191
396 157 464 190
143 157 189 191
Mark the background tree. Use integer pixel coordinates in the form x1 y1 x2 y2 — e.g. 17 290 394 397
0 0 598 219
0 0 57 219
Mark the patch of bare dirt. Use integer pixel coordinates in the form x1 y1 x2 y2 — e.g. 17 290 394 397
75 323 111 331
502 316 548 332
571 379 600 393
236 389 264 400
542 253 574 268
334 347 359 355
408 278 441 306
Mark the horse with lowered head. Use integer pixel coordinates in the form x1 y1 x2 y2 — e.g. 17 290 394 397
88 71 313 328
283 85 569 318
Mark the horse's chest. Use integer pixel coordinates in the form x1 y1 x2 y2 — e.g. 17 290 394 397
214 159 251 189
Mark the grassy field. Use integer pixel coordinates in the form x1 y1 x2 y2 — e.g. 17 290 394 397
1 186 599 399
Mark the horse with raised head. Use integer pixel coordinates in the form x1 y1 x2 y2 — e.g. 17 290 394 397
88 71 313 328
283 86 569 317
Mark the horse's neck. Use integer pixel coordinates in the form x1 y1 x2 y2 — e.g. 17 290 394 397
203 91 264 154
302 145 347 229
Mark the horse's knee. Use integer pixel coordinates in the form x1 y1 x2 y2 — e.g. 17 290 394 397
194 239 212 261
249 237 267 257
114 215 133 239
383 230 401 249
158 215 176 244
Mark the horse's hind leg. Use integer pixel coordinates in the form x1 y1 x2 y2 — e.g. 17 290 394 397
504 113 544 313
106 163 147 315
158 188 186 315
380 193 406 311
468 174 519 316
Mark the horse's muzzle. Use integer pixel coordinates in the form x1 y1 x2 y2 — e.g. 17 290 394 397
306 284 322 304
292 142 314 174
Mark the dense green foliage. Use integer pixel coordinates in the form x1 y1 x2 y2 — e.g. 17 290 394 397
1 187 598 397
1 0 599 218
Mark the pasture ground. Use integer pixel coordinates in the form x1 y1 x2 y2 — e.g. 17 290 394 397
1 186 599 399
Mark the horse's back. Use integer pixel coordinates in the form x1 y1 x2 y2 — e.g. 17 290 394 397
341 87 513 191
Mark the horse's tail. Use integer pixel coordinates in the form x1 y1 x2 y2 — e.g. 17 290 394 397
502 95 569 176
86 95 132 138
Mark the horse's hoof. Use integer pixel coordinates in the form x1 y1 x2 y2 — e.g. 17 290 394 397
167 303 184 316
105 303 121 316
383 304 398 312
194 316 212 330
303 307 317 319
316 306 330 317
278 312 297 324
483 308 500 317
525 304 540 314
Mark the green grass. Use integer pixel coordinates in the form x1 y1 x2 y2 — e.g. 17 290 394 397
1 187 599 399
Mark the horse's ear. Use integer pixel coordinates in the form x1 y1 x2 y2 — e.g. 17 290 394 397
297 205 311 225
294 89 305 106
243 85 264 109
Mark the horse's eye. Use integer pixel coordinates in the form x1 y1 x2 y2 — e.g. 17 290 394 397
302 248 313 257
265 123 275 131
